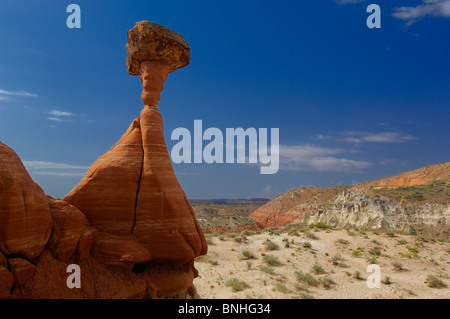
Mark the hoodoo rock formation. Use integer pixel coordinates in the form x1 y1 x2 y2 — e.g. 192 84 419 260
0 21 207 299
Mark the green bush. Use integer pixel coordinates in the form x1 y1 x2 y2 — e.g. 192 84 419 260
263 254 280 266
242 250 255 259
259 266 275 275
273 283 289 294
311 263 326 275
426 275 447 288
262 240 279 251
303 241 312 249
321 277 336 289
336 239 349 245
310 222 332 229
392 261 404 271
226 278 250 292
287 228 300 236
296 271 319 287
331 254 344 265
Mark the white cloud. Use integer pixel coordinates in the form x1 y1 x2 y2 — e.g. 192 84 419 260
0 89 38 102
23 161 89 170
342 131 417 143
47 117 67 122
393 0 450 24
278 144 371 172
49 110 73 117
0 89 38 97
23 161 89 178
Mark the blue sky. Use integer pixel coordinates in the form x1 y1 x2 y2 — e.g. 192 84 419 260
0 0 449 199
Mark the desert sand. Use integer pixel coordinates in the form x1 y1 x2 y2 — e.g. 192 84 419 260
195 228 450 299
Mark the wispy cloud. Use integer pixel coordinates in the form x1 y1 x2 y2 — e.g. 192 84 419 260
23 161 89 170
46 110 74 123
393 0 450 25
47 117 67 122
279 144 371 172
23 161 89 178
314 131 417 144
49 110 73 117
342 131 417 143
0 89 38 100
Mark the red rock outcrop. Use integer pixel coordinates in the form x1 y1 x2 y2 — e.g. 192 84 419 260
7 258 36 286
0 141 52 260
47 198 90 263
357 162 450 188
92 232 151 270
0 21 207 299
0 253 14 298
64 119 143 235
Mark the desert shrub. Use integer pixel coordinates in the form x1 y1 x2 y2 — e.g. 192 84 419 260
242 250 255 259
386 231 396 237
294 284 309 292
259 266 275 275
264 228 279 235
392 261 404 271
296 271 319 287
351 250 362 258
208 232 221 237
304 231 318 239
331 254 344 265
299 293 315 299
321 277 336 289
426 275 447 288
369 247 382 256
226 278 250 292
262 240 279 251
311 263 326 275
336 238 349 245
207 260 218 266
367 256 378 264
263 254 280 266
303 241 312 249
371 239 382 245
273 283 289 293
397 239 408 245
287 228 300 236
353 271 362 280
205 237 215 245
246 261 253 270
310 222 332 229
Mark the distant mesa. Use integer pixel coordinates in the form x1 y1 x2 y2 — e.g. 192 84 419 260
249 162 450 239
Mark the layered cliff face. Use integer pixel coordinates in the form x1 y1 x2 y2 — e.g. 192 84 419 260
250 163 450 238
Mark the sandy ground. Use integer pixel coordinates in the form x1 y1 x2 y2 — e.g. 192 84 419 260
194 229 450 299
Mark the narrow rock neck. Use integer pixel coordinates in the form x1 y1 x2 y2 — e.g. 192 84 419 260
140 61 170 107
